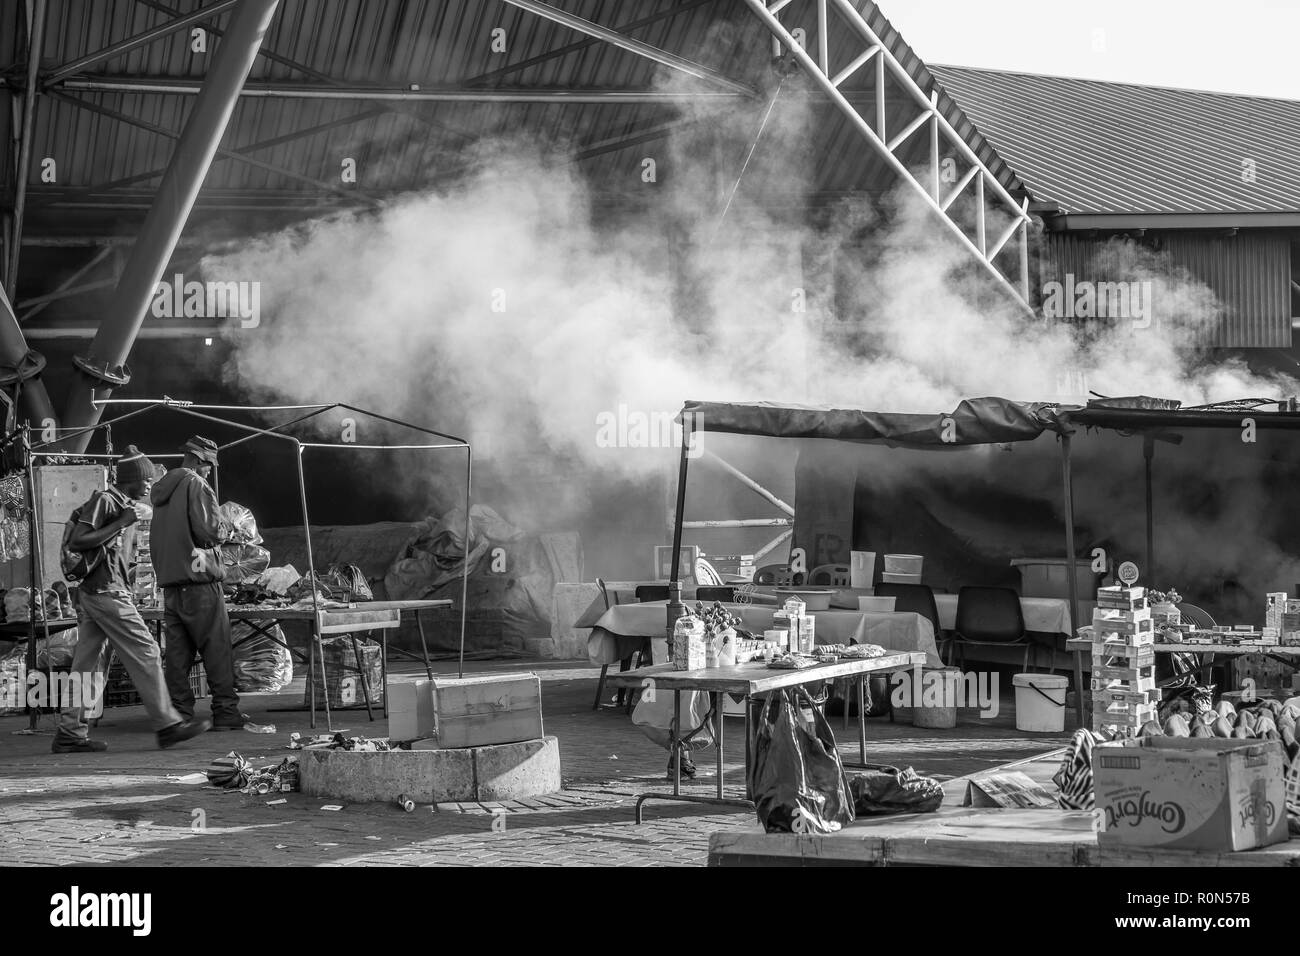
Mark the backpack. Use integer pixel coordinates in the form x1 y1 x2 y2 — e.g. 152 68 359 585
59 495 110 582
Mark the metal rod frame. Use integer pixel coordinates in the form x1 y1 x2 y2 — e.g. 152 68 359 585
500 0 756 98
742 0 1033 313
6 0 48 297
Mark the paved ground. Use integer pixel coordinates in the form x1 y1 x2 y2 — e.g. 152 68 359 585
0 659 1071 866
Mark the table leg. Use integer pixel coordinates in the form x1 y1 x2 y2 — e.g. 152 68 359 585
415 610 434 681
672 689 682 796
1072 647 1085 730
857 676 867 766
308 624 317 730
380 630 389 719
318 623 333 731
744 696 752 802
347 634 374 722
714 691 724 800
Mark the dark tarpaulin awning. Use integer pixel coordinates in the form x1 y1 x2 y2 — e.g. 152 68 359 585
680 397 1074 446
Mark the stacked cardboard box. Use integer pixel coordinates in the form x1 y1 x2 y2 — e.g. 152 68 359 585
1085 586 1158 736
707 553 755 582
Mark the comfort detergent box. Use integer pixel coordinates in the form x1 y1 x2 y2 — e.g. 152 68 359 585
1092 737 1288 852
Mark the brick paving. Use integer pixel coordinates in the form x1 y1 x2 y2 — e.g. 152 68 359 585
0 660 1071 866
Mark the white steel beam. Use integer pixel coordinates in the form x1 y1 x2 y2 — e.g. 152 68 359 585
886 108 930 154
747 0 1032 312
940 164 980 212
831 44 879 88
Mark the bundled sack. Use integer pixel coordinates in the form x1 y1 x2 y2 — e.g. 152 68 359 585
219 544 272 585
846 765 944 816
748 687 855 834
4 587 42 622
231 622 293 693
206 751 253 790
219 501 263 545
303 636 384 708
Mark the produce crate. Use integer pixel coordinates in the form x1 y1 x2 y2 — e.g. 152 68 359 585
104 653 207 708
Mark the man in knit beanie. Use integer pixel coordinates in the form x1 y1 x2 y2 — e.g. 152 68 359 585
52 445 210 753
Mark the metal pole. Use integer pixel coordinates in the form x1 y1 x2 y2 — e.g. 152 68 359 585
23 426 53 731
6 0 47 298
666 419 692 651
459 445 472 679
1061 433 1084 731
0 281 56 425
294 440 329 730
1143 433 1155 583
60 0 282 448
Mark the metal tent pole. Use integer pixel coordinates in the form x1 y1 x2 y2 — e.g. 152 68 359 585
294 441 329 731
458 445 471 679
665 419 692 654
1143 433 1155 583
1061 432 1084 730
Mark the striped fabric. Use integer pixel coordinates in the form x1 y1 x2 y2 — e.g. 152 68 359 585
1053 728 1105 810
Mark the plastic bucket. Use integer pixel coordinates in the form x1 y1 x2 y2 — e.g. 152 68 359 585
881 571 922 585
884 554 923 574
911 667 960 729
850 551 875 589
1013 673 1068 732
858 596 897 612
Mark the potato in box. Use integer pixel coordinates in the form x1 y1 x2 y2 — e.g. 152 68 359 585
1093 737 1289 852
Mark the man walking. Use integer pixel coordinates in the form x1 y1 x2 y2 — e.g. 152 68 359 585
52 446 210 753
151 435 247 730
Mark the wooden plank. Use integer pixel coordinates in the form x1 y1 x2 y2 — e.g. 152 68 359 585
318 608 402 632
605 653 924 695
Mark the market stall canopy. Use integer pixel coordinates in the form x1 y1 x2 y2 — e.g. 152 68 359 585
679 397 1075 447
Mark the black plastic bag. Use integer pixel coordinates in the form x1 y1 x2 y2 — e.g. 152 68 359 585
748 687 855 834
846 765 944 816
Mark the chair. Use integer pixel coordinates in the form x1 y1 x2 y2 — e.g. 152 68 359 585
809 564 852 587
950 586 1035 672
591 578 616 710
753 564 785 585
694 557 723 586
873 583 943 643
634 585 669 602
1158 603 1216 686
695 586 736 603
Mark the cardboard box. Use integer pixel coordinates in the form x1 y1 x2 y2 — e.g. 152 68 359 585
430 673 544 749
387 679 435 743
1097 586 1146 610
1093 737 1289 852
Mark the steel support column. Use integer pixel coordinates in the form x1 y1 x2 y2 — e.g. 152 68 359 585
0 282 56 424
60 0 282 448
5 0 47 297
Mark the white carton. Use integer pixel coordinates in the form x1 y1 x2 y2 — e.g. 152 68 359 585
1093 737 1289 852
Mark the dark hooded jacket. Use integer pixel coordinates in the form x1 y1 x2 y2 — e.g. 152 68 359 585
150 467 227 586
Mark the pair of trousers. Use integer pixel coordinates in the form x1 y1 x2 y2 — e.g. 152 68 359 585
162 583 240 722
58 590 182 739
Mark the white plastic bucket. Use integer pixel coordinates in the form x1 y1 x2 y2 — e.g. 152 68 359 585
850 551 875 588
858 596 896 612
1013 673 1068 732
884 554 923 574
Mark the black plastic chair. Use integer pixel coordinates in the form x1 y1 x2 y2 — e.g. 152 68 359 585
695 586 736 603
872 583 943 643
591 577 617 710
950 586 1034 671
1158 603 1216 686
634 584 670 602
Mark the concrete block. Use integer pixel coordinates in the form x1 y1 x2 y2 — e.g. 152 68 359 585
475 736 562 801
297 736 563 803
299 748 474 804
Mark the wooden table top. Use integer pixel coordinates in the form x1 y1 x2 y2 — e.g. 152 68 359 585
605 652 925 695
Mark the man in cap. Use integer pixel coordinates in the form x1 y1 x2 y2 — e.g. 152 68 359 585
151 435 247 730
52 445 211 752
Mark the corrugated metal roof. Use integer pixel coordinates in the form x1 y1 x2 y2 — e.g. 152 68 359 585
2 1 1028 211
929 64 1300 217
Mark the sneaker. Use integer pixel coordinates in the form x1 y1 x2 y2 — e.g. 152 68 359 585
158 717 212 749
210 713 251 731
51 735 108 754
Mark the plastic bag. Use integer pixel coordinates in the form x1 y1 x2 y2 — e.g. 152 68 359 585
748 687 855 834
219 501 263 545
256 565 301 596
632 687 715 751
231 622 293 693
219 544 271 585
846 765 944 816
36 630 80 669
327 564 373 601
0 644 26 715
1053 728 1105 810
